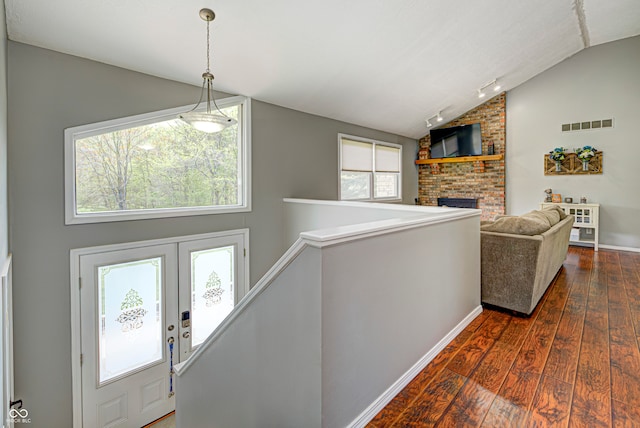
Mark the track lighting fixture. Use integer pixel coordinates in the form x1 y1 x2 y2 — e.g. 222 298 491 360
425 111 444 128
477 79 501 99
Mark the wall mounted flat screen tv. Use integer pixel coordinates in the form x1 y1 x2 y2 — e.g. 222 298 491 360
429 123 482 158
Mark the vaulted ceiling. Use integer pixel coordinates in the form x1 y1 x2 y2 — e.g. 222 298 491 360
5 0 640 138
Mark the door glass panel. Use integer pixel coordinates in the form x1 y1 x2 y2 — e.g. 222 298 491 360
98 257 163 384
190 246 235 348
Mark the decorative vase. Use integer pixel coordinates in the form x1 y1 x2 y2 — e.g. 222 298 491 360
555 161 561 172
582 160 589 171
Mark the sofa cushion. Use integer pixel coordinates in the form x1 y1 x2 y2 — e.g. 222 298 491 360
542 204 568 220
480 213 550 236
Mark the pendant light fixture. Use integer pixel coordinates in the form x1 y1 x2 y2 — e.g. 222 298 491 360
179 8 237 133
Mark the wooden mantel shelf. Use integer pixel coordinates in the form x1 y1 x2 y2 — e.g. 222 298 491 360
415 154 504 165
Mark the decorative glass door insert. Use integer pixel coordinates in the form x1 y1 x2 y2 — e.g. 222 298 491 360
178 233 246 359
190 246 235 347
97 257 163 384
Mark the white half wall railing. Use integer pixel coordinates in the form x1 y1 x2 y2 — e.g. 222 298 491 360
175 199 482 428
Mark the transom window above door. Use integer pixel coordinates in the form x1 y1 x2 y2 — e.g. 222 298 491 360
338 134 402 202
64 96 251 224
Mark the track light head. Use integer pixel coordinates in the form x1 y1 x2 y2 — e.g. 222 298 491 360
426 110 444 128
478 78 501 98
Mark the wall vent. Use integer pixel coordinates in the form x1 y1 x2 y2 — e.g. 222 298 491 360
562 118 613 132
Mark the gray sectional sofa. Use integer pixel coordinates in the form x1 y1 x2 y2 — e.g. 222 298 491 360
480 205 573 315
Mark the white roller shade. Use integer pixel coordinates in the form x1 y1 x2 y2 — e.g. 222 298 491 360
341 139 373 171
375 145 400 172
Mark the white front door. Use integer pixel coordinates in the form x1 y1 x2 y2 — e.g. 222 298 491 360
75 231 248 427
80 244 178 428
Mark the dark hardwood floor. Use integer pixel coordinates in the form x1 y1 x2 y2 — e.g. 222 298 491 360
367 247 640 427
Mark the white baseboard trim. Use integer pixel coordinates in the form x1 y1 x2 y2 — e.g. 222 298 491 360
347 305 484 428
599 244 640 253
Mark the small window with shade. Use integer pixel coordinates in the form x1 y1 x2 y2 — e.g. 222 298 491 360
338 134 402 201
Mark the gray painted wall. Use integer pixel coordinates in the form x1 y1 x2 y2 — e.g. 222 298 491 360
321 218 480 427
7 41 417 427
0 0 8 261
507 35 640 249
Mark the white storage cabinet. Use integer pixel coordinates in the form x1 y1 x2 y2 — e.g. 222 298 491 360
541 203 599 251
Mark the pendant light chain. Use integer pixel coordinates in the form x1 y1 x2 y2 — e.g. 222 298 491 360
205 14 229 120
205 18 212 114
206 18 211 74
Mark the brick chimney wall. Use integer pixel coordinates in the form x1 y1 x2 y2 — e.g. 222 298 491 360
418 93 506 220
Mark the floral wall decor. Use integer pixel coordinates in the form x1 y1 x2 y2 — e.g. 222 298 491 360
544 146 602 175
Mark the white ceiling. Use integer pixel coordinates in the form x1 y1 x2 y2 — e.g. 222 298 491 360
5 0 640 138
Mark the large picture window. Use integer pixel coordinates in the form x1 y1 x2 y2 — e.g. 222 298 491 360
339 134 402 201
64 96 251 224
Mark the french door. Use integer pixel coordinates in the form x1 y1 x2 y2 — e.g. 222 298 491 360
178 235 244 360
73 231 248 427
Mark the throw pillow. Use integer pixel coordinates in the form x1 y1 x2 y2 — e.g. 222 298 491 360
542 204 567 220
522 210 552 227
538 209 561 226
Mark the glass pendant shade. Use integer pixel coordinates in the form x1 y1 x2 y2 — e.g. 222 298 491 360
179 112 236 133
179 9 236 134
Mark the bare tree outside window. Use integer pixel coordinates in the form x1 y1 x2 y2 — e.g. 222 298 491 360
74 106 241 214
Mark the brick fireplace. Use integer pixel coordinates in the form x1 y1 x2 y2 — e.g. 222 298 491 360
418 93 505 220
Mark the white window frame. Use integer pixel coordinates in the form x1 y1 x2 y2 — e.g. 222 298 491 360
338 133 402 202
64 96 252 225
